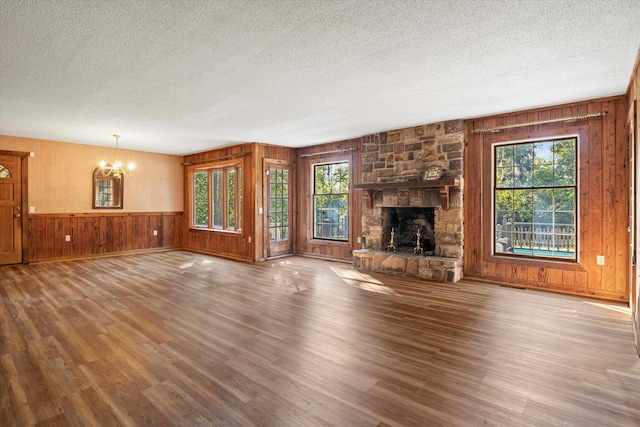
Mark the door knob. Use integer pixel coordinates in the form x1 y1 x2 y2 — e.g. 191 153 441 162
15 213 21 218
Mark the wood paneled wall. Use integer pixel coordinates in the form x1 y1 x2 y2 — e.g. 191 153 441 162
627 49 640 353
295 139 362 261
465 96 629 301
182 143 257 261
29 212 183 262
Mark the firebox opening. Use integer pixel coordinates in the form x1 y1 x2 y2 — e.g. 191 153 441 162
382 207 435 253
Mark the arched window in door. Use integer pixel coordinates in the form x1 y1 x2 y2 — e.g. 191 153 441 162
0 164 11 178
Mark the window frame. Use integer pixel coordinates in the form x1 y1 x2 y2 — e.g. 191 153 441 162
191 161 243 233
311 160 350 242
492 136 579 262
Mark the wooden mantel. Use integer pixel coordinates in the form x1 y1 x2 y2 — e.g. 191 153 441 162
353 178 460 210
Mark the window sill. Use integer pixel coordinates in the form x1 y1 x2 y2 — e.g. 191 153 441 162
310 239 350 246
488 254 585 271
189 227 243 236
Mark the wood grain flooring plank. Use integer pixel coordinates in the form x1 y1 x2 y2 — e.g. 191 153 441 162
1 250 638 425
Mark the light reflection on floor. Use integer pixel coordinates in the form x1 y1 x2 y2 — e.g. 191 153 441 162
329 265 400 296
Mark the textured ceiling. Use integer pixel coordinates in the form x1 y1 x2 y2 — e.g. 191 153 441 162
1 0 639 155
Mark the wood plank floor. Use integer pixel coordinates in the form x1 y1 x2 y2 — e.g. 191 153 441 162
1 251 639 426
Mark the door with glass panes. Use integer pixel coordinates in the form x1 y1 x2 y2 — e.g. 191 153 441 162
267 164 293 257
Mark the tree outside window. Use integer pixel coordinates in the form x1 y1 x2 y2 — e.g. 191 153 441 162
313 162 349 241
192 164 242 231
494 138 577 260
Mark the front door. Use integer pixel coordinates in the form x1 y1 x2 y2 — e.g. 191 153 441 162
267 164 292 257
0 153 23 265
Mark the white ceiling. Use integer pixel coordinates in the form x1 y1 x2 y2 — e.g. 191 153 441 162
1 0 639 155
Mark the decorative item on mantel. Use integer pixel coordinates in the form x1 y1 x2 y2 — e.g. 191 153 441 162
423 165 443 181
99 134 135 178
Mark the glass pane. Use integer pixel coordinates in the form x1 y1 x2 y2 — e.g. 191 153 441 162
553 139 576 186
495 190 513 211
555 212 574 225
533 163 553 186
496 146 513 168
315 165 328 194
227 170 235 229
212 171 222 227
237 167 242 230
496 210 510 226
514 144 533 166
194 172 209 227
496 168 513 188
534 142 553 164
513 189 533 211
514 210 532 223
553 139 576 163
533 189 553 211
554 188 575 210
513 164 532 187
0 164 11 178
534 211 552 224
554 162 575 186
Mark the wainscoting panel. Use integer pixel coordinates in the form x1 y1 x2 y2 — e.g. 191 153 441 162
28 212 183 262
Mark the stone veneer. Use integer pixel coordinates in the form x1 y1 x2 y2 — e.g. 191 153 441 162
354 119 464 282
352 250 462 282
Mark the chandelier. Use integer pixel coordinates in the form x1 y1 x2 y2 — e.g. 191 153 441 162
99 134 135 178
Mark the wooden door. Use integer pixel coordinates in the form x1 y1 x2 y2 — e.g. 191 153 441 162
267 164 292 257
0 154 23 264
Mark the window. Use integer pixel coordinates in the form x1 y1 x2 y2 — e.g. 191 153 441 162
494 138 577 260
313 162 349 241
192 164 242 231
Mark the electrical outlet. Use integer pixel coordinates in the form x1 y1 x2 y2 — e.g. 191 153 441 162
596 255 605 265
153 229 157 236
248 236 252 243
65 235 71 242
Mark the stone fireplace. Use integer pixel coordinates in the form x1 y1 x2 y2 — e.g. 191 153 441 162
352 120 464 282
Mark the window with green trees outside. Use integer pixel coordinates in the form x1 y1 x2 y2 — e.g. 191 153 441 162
313 162 349 241
193 164 242 232
494 138 577 260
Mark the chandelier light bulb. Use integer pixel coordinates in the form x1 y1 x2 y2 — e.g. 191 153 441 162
98 134 135 178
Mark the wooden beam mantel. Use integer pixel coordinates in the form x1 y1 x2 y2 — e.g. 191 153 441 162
353 178 460 210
